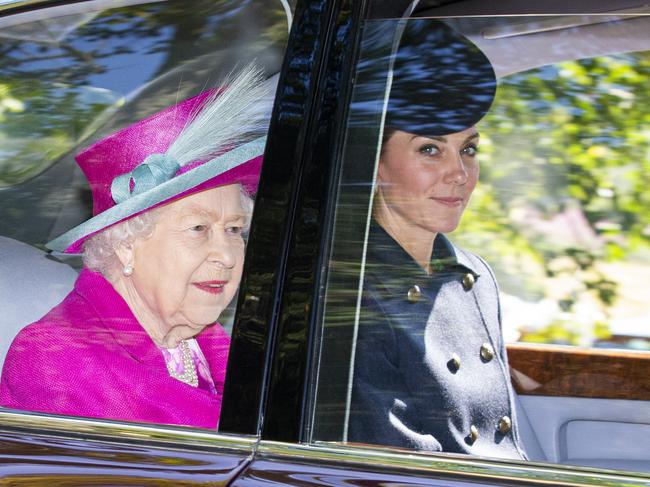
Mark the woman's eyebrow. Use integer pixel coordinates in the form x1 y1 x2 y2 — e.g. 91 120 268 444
409 133 479 143
178 206 212 219
224 212 248 221
181 206 248 221
410 134 447 143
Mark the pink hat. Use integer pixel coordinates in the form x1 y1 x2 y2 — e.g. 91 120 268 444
47 65 269 254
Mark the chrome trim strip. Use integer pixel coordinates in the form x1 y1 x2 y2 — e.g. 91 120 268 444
257 441 650 487
0 0 163 18
0 0 63 14
0 410 258 453
279 0 292 31
482 8 650 39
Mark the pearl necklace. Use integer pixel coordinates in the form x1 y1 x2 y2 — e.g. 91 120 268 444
166 340 198 387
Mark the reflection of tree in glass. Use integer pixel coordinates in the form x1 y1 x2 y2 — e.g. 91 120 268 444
0 0 286 186
0 82 119 186
0 0 288 246
1 1 250 85
455 52 650 349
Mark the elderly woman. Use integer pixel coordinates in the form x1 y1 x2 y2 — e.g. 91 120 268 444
348 20 527 459
0 66 268 428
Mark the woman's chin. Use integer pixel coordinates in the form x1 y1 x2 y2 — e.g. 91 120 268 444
185 303 227 324
160 323 207 348
423 221 461 235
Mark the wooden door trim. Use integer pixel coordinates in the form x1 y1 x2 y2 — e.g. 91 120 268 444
507 343 650 400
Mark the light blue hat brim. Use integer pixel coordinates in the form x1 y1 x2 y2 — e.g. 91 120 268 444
47 136 266 254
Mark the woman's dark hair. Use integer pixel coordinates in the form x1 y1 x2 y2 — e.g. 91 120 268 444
380 127 397 154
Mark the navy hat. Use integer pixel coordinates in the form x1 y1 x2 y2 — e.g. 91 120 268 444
385 19 496 136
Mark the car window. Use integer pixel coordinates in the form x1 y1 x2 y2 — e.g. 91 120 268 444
0 0 290 431
308 11 650 472
449 19 650 353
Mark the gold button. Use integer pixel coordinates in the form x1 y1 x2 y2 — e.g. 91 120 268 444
480 343 495 362
498 416 512 434
462 273 475 290
407 285 422 303
448 353 461 372
468 425 479 444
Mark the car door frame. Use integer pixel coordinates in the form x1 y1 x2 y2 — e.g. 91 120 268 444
0 0 292 483
238 0 650 485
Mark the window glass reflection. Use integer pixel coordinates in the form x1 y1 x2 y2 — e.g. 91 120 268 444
310 13 650 473
0 0 290 430
456 50 650 351
0 0 288 248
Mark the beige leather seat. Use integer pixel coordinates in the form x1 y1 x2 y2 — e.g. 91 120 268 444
0 236 77 372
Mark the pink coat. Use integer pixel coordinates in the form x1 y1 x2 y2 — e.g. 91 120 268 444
0 269 230 428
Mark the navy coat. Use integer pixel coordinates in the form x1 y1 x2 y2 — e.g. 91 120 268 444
348 223 527 459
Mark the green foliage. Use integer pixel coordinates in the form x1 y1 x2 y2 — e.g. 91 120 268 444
0 0 288 188
455 52 650 349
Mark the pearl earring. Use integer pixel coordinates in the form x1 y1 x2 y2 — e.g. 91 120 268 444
123 263 134 276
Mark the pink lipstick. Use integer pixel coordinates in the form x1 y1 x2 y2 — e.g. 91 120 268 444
193 281 228 294
430 196 463 207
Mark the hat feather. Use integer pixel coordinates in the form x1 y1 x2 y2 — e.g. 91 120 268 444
167 63 272 168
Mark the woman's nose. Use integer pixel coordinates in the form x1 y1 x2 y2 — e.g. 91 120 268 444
207 235 236 268
443 152 468 185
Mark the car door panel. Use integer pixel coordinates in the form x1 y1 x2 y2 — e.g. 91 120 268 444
234 460 501 487
0 433 253 485
0 412 256 485
564 420 650 471
232 441 650 487
509 343 650 471
515 396 650 471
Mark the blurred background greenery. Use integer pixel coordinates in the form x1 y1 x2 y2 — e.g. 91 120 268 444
0 0 288 248
455 51 650 350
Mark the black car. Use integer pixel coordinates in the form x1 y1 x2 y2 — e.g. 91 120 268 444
0 0 649 485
